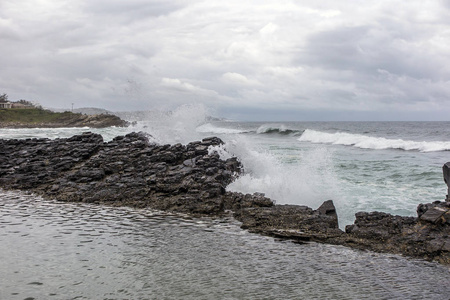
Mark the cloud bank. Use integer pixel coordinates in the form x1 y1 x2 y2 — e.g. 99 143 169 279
1 0 449 120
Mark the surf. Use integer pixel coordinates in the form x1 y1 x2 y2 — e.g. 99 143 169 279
256 124 302 136
298 129 450 152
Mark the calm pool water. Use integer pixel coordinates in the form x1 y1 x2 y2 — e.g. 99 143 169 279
0 190 449 300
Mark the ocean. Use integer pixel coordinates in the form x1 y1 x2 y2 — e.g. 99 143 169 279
1 107 449 299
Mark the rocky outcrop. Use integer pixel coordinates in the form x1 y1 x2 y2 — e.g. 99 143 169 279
234 200 343 241
0 132 241 215
67 113 128 128
343 201 450 264
0 132 449 264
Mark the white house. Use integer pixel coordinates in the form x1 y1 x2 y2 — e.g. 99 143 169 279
0 101 12 109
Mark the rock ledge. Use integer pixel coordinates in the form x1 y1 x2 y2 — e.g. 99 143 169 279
0 132 448 264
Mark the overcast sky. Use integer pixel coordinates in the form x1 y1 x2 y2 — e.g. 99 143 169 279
1 0 450 121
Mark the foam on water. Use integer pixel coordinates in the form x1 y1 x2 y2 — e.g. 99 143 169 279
299 129 450 152
0 126 129 141
196 123 248 134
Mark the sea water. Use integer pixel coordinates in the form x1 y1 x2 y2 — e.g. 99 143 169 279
197 120 450 227
1 191 449 299
1 107 450 298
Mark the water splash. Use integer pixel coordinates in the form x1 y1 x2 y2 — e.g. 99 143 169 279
224 135 339 208
129 103 209 144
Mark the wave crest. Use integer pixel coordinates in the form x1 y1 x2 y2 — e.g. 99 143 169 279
196 123 249 134
256 124 302 136
298 129 450 152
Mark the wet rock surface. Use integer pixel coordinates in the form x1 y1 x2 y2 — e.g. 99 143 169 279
234 200 343 242
344 201 450 264
0 132 449 264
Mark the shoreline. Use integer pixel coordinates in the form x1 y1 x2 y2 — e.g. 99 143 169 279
0 132 448 264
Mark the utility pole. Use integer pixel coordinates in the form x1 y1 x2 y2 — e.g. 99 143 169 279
72 103 74 112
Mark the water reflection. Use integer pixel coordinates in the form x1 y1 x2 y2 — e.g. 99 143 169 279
0 190 449 300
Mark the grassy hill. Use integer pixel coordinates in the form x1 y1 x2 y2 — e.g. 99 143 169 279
0 108 79 123
0 108 128 128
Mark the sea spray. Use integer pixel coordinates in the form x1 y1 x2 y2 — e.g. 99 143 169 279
197 123 248 134
132 103 209 144
222 135 340 209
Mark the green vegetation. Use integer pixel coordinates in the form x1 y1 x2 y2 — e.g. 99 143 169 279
0 93 127 128
0 108 81 124
0 93 8 102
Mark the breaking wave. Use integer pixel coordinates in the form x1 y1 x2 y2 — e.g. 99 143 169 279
196 123 249 134
256 124 302 136
298 129 450 152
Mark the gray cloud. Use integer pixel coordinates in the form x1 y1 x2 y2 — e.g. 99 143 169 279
1 0 449 120
84 0 184 18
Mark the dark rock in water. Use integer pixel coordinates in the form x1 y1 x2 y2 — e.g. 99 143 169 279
0 132 449 264
443 162 450 201
344 201 450 264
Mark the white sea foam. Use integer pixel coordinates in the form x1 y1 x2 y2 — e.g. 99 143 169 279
298 129 450 152
196 123 247 134
0 126 129 141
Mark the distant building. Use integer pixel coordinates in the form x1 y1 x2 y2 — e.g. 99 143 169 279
0 99 36 109
0 101 12 109
11 102 33 109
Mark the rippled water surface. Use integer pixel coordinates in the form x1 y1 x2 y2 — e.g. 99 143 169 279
0 190 449 300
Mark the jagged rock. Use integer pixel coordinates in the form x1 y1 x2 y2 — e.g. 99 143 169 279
0 132 240 215
418 201 450 224
443 162 450 201
222 191 274 211
344 202 450 264
0 132 449 264
317 199 339 228
234 200 343 243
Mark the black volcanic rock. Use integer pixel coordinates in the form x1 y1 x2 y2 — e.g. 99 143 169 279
234 201 343 242
344 201 450 263
0 132 241 215
0 132 449 264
